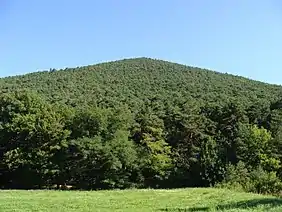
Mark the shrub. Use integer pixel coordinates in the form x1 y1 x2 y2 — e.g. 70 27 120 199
216 161 252 192
217 161 282 195
249 167 282 195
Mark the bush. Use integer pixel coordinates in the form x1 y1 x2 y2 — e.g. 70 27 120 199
249 167 282 195
216 161 252 192
217 161 282 195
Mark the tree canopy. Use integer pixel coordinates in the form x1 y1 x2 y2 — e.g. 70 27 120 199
1 58 282 193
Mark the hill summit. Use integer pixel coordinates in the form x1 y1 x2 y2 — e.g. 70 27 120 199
0 57 281 108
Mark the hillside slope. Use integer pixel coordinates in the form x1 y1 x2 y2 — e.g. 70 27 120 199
0 58 281 109
2 58 282 191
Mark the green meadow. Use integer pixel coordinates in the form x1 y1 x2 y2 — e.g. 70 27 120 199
1 188 282 212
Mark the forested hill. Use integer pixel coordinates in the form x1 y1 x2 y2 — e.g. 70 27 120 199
0 57 281 109
2 57 282 192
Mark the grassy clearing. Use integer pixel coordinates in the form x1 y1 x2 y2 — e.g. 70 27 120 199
1 188 282 211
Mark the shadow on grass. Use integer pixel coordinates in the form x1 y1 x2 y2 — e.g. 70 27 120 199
160 198 282 211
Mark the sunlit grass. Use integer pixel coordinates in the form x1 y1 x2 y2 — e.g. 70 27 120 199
1 188 282 211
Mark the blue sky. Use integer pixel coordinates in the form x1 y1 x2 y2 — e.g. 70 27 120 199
1 1 282 84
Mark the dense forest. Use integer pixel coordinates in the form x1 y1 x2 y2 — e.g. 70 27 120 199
1 58 282 194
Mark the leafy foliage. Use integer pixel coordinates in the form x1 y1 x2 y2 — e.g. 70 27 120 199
1 58 282 194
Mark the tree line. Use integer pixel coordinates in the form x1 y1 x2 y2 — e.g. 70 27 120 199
1 58 282 194
1 90 282 195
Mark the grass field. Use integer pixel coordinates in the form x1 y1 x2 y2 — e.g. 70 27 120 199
1 188 282 212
